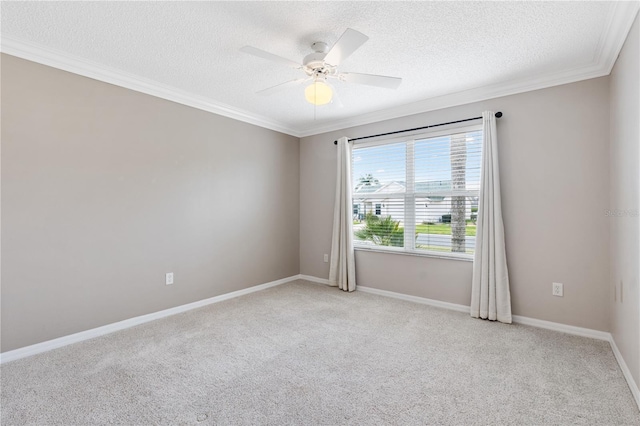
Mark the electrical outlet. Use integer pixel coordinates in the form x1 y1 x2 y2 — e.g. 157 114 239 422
552 282 563 297
323 254 329 263
166 272 174 285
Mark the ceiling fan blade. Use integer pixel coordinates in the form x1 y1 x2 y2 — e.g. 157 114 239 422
340 72 402 90
323 28 369 66
256 78 309 96
240 46 302 69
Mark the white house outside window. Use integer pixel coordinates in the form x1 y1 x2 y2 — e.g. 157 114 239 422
351 125 482 258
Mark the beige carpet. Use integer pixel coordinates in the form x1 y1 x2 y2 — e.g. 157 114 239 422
1 280 639 425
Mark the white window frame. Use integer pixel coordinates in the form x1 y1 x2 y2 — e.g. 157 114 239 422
352 123 482 261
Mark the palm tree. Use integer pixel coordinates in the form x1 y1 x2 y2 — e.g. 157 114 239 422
354 214 403 247
450 134 467 252
355 174 380 190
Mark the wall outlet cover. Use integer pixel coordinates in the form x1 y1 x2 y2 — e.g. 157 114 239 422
552 282 563 297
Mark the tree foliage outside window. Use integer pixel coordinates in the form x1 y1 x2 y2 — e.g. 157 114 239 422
354 214 404 247
355 174 380 190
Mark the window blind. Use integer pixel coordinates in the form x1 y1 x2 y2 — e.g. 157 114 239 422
351 125 483 256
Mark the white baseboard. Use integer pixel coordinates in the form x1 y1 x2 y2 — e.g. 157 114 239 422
609 335 640 410
0 274 299 364
511 315 610 341
4 273 639 411
357 285 470 314
298 274 330 285
299 274 639 411
299 275 610 339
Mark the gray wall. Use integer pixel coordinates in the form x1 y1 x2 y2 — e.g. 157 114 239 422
301 77 611 331
1 54 300 352
2 34 632 358
609 14 639 386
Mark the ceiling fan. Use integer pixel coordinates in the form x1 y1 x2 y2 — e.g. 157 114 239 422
240 28 402 106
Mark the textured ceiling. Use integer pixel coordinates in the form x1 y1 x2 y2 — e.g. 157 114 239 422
1 1 637 136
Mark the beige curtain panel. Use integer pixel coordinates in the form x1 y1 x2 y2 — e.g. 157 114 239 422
471 111 512 323
329 136 357 292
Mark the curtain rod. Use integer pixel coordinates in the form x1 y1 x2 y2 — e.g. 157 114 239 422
333 111 503 144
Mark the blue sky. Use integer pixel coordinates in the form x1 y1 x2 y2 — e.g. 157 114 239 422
352 132 482 189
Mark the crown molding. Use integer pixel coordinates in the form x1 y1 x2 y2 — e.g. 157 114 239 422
297 1 640 138
2 1 638 139
598 0 640 75
0 36 302 138
298 62 608 137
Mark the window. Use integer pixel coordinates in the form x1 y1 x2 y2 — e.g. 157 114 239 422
352 125 482 258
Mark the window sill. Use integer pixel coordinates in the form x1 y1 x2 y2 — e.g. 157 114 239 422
354 246 474 262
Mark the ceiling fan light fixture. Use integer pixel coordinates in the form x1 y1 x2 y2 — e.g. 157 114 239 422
241 28 402 105
304 80 333 105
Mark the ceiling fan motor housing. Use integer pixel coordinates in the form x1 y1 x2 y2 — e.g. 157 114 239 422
303 42 336 77
311 41 328 53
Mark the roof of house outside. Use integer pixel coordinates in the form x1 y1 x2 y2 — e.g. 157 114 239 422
354 180 453 195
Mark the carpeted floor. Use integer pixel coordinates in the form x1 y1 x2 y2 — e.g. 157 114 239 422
1 280 639 425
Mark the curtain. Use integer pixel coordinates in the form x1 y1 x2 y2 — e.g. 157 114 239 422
470 111 512 323
329 136 356 292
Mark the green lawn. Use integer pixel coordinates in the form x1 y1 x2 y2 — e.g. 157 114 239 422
415 244 475 254
354 218 477 237
416 223 476 237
